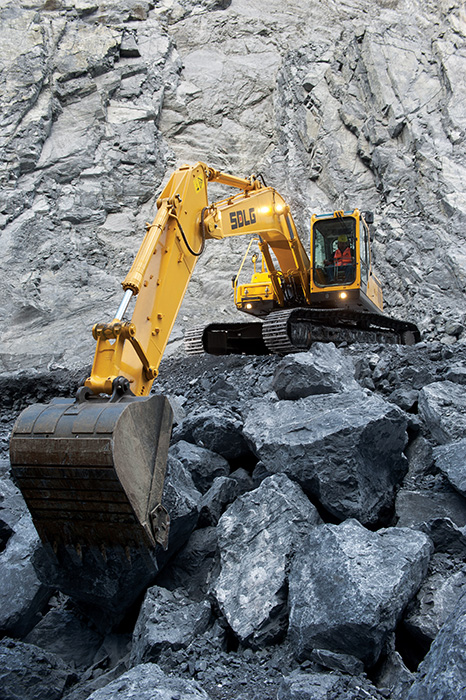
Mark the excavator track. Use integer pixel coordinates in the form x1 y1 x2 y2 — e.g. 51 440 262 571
262 308 420 353
185 308 420 357
185 322 266 356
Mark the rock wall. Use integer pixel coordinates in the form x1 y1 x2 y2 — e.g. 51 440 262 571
1 0 465 373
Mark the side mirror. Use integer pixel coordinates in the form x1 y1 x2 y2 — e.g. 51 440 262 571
364 211 374 224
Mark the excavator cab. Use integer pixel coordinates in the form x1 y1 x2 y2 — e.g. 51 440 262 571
312 216 357 286
310 210 384 315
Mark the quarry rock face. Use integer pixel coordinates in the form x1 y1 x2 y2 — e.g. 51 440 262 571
1 0 465 372
243 390 408 525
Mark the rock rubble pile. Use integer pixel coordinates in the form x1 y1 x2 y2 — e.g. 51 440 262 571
1 341 466 700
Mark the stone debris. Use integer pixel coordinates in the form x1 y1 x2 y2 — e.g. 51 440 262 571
131 586 211 665
213 474 322 648
406 592 466 700
2 345 466 699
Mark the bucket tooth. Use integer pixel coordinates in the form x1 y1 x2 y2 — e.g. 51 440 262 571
9 393 173 551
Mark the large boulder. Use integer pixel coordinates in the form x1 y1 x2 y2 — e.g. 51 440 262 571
407 592 466 700
277 669 385 700
198 476 240 526
243 391 408 525
0 489 52 638
418 381 466 444
213 474 322 647
169 441 230 494
84 662 211 700
395 489 466 530
174 407 251 461
288 519 432 667
272 344 360 400
155 527 220 601
433 438 466 497
403 563 466 650
0 638 77 700
131 586 211 665
24 603 103 669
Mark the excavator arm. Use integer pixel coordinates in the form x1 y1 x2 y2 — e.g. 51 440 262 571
84 163 310 398
9 162 311 554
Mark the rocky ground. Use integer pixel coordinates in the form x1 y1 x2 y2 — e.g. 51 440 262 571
1 340 466 700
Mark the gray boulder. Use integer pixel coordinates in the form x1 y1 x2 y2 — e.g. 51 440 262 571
421 518 466 556
169 441 230 494
213 474 322 647
131 586 211 664
403 562 466 647
24 604 103 669
407 592 466 700
174 407 251 460
433 438 466 497
395 489 466 530
198 476 240 526
155 527 219 601
272 344 359 399
374 650 415 700
0 512 52 638
277 669 384 700
418 381 466 444
0 638 76 700
288 519 432 667
243 391 408 525
160 454 203 560
84 662 211 700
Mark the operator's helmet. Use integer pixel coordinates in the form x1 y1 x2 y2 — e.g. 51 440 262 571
338 234 348 243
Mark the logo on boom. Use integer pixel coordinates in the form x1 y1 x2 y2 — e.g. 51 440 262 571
229 208 256 230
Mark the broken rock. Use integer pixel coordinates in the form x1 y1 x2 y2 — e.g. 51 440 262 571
406 592 466 700
418 381 466 444
243 391 408 525
272 343 359 399
213 474 321 647
433 438 466 497
0 638 76 700
169 440 230 494
131 586 211 665
288 519 432 667
84 662 211 699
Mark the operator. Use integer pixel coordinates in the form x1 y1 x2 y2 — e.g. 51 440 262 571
325 234 354 282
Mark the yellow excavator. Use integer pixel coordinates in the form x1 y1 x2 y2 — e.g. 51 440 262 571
9 162 420 555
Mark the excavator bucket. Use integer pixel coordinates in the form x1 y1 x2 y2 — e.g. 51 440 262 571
9 394 173 551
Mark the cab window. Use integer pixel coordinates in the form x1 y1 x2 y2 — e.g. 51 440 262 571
312 217 356 286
